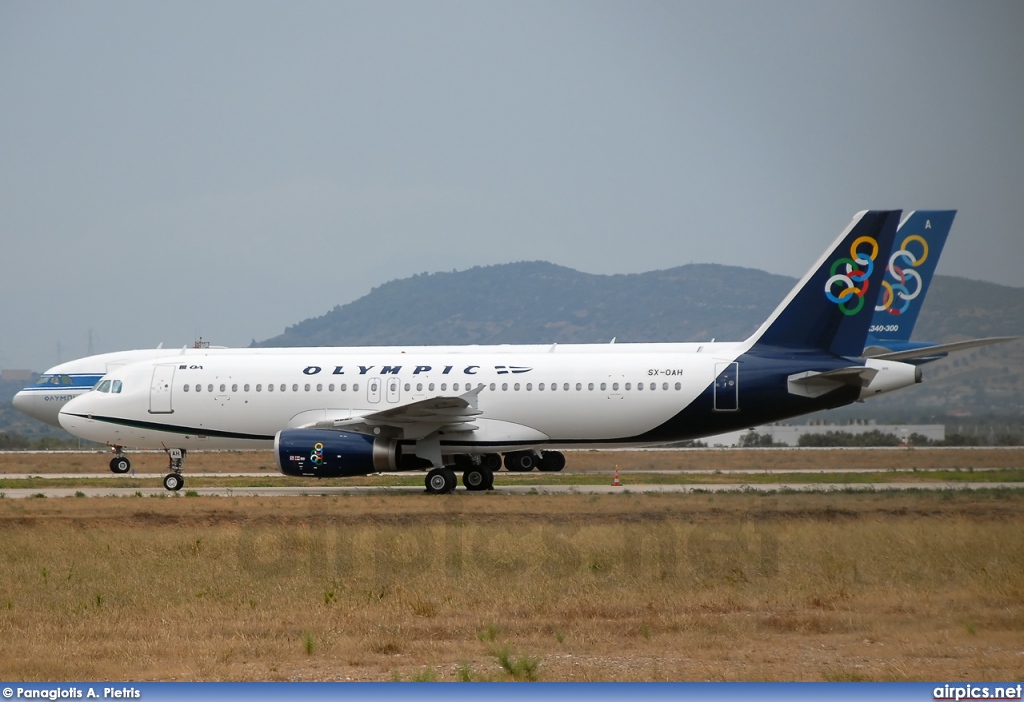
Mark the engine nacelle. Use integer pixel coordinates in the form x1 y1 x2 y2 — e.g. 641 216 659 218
859 358 923 399
275 429 403 477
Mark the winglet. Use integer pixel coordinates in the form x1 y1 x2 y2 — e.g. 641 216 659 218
748 210 902 356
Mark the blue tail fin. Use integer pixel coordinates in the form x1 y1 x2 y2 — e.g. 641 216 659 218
865 209 955 346
748 210 901 356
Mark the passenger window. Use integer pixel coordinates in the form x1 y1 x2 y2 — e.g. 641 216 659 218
281 384 286 392
195 384 202 393
440 383 447 391
353 384 359 392
612 383 619 391
453 383 459 391
232 384 238 392
329 384 335 392
637 383 644 391
563 383 569 391
489 383 496 391
268 384 274 392
316 384 322 392
675 382 681 390
514 383 520 391
340 384 347 391
292 384 298 392
304 384 310 392
575 383 582 391
539 383 545 391
256 384 262 392
404 383 410 391
662 382 668 391
588 383 594 391
526 383 532 391
220 384 226 392
601 383 607 391
428 383 435 391
625 383 631 391
501 383 508 391
184 384 190 392
244 384 249 392
416 383 423 392
208 384 214 393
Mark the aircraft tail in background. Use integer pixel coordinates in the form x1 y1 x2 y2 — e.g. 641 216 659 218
864 209 956 354
747 210 902 357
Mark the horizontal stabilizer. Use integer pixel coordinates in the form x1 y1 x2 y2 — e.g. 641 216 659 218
865 336 1021 362
788 366 879 398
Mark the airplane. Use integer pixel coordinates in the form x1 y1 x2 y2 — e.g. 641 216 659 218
15 345 192 429
11 210 956 432
860 209 1016 363
62 208 1008 494
864 210 955 356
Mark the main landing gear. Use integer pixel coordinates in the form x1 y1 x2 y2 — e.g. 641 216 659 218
162 448 186 491
108 446 131 474
422 451 563 494
503 450 565 472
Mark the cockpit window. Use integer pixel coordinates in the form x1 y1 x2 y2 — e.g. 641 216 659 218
96 380 112 393
111 380 123 394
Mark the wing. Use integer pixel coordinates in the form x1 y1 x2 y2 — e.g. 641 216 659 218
299 386 483 440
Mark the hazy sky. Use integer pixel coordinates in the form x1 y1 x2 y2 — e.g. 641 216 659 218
2 1 1022 370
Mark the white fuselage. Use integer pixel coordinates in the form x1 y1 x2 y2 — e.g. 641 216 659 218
58 342 745 452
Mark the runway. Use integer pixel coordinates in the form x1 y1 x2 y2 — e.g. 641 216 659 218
4 482 1022 498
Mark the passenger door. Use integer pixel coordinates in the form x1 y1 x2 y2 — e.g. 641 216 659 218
149 364 176 414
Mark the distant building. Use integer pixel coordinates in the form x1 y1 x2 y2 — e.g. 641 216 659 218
708 421 945 447
1 369 33 382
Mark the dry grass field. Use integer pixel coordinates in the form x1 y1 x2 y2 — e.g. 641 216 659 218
0 489 1022 682
2 447 1022 475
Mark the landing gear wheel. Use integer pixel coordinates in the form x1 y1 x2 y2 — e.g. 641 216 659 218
425 467 458 494
163 473 184 491
109 457 131 474
538 451 566 472
442 467 457 492
481 453 502 471
504 451 536 472
462 466 494 491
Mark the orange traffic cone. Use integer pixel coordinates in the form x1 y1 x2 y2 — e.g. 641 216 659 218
613 465 621 487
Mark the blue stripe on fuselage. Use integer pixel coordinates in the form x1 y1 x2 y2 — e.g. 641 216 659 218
627 348 863 444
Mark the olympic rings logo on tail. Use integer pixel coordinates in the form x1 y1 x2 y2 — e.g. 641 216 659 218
824 235 879 316
310 442 325 466
875 234 928 315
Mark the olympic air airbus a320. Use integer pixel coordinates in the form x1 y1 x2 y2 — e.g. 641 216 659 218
56 210 1009 493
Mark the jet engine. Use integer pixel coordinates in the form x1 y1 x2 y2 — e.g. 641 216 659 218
275 429 426 477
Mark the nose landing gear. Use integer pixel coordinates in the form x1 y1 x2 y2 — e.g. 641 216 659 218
108 446 131 474
162 448 186 491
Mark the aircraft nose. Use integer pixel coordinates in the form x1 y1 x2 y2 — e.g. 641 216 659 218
12 390 55 426
12 390 29 414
